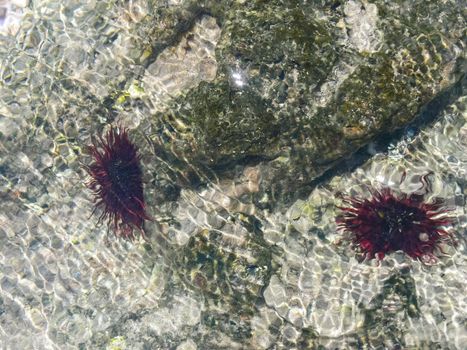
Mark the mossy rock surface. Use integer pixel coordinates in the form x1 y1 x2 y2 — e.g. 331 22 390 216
159 0 341 165
150 0 464 198
358 269 420 348
179 226 275 315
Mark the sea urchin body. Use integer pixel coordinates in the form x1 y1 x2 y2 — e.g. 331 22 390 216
336 187 453 263
86 127 149 239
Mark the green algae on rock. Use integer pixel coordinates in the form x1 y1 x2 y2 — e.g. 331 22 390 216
358 269 420 349
173 221 282 348
155 0 341 165
179 227 275 315
149 0 465 204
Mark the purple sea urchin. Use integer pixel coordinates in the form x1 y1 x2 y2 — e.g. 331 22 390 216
336 186 454 263
85 127 149 239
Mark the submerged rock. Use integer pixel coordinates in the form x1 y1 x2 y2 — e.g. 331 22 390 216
148 0 465 204
173 222 278 347
178 225 275 316
359 269 420 349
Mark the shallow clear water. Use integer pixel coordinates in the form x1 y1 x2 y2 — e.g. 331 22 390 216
0 1 466 349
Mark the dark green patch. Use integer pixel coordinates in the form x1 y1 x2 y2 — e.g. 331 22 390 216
179 225 277 317
150 0 464 207
359 268 420 348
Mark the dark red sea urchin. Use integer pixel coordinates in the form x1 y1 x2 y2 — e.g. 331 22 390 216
86 127 150 240
336 187 454 263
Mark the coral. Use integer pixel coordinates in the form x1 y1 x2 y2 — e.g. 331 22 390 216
336 185 454 263
85 126 149 239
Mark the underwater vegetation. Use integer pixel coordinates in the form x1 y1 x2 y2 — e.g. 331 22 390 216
336 181 454 264
85 127 149 239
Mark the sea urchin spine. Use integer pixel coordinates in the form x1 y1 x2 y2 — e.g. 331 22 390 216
86 126 150 239
336 187 454 263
